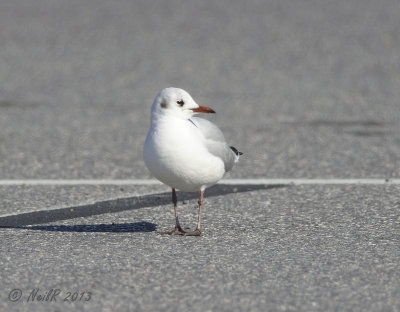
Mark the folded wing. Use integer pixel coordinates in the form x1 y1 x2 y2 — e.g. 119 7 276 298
191 117 241 172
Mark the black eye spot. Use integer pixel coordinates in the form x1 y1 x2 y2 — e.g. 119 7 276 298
177 100 185 106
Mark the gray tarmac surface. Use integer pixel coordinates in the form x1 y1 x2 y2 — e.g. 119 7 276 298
1 0 400 311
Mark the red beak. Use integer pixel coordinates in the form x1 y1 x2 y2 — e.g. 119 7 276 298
191 106 216 114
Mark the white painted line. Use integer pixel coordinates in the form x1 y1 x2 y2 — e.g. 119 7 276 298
220 179 400 185
0 179 399 186
0 179 162 186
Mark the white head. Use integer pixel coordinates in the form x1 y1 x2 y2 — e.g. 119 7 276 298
150 87 215 120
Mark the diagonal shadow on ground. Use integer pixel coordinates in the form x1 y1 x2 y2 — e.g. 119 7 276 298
15 221 157 233
0 184 286 227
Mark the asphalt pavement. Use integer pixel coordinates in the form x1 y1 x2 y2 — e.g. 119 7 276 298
1 0 400 311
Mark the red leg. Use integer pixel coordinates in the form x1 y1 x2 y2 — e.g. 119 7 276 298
160 188 186 235
185 190 203 236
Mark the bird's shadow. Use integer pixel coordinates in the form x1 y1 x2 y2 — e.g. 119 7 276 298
0 184 286 232
15 221 157 233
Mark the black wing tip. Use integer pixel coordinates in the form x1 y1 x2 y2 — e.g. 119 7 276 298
230 146 243 156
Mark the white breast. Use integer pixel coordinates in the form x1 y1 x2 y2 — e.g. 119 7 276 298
143 116 226 191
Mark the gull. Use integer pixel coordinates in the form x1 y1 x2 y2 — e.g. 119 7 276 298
143 87 242 236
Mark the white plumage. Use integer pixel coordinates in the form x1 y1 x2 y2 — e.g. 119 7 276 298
143 87 241 235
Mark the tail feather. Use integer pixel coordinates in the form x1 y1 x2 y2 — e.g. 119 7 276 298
230 146 243 160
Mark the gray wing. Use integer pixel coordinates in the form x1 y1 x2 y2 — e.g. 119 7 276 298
190 117 239 172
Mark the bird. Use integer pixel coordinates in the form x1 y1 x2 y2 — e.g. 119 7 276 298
143 87 242 236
